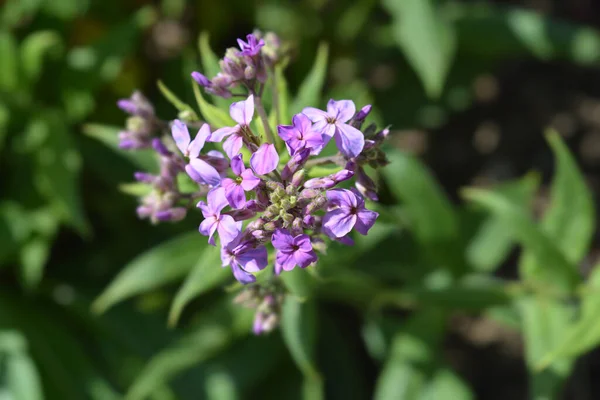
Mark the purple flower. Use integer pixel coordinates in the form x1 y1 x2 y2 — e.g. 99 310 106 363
237 34 265 57
171 120 221 187
304 168 354 189
277 114 323 155
221 234 268 284
272 229 317 274
322 189 378 238
209 95 254 159
250 143 279 175
222 154 261 209
302 99 365 158
192 72 233 98
117 91 154 118
197 187 241 246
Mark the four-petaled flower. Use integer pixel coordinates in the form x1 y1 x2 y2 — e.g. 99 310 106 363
277 114 324 155
197 187 242 246
222 154 261 209
250 143 279 175
303 99 365 158
209 95 255 159
237 34 265 57
272 229 317 274
171 120 221 186
323 188 378 238
221 234 268 284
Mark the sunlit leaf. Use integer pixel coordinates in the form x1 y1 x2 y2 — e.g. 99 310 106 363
382 0 456 98
0 31 19 93
192 80 233 128
20 30 63 85
93 232 203 313
290 43 328 114
157 80 198 117
19 237 52 290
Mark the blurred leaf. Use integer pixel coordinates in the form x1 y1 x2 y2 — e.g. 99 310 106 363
466 173 540 272
0 102 8 157
82 124 158 172
125 301 253 400
281 296 322 398
119 182 153 197
383 149 464 275
336 0 377 42
373 310 446 400
42 0 89 19
5 352 44 400
382 0 456 98
157 80 198 117
19 237 52 290
290 43 328 114
168 245 230 326
537 264 600 369
463 189 577 292
419 368 473 400
197 32 229 110
519 296 573 400
0 31 19 93
280 267 317 300
34 113 88 235
192 80 233 128
93 231 203 313
530 131 594 265
1 0 43 28
20 30 63 85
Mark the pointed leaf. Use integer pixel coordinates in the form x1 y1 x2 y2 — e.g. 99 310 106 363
192 80 234 128
281 296 320 380
157 79 198 117
20 30 63 85
93 231 204 313
290 43 328 114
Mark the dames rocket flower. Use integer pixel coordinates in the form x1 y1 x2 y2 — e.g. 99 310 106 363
115 30 391 335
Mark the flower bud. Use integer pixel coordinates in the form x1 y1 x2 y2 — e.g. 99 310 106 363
299 188 320 200
281 212 294 225
291 169 305 188
306 196 326 214
280 199 292 211
263 221 277 231
266 181 284 191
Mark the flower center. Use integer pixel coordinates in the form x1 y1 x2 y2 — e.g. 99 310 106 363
292 244 300 252
326 116 336 124
350 207 358 215
235 176 243 185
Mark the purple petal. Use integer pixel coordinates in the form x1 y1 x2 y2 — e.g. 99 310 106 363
217 214 241 245
192 71 211 87
355 209 379 235
209 126 237 142
302 107 328 122
327 99 355 123
238 246 268 272
276 251 296 272
294 113 313 132
230 95 254 125
117 99 137 115
225 183 246 209
272 229 294 251
230 154 244 176
250 144 279 175
199 217 218 245
223 134 244 159
277 125 296 142
188 124 211 158
326 189 357 208
334 123 365 158
171 120 190 155
187 158 221 187
196 200 211 218
294 235 313 252
207 187 228 213
240 169 260 191
323 209 356 238
231 263 256 284
294 249 317 268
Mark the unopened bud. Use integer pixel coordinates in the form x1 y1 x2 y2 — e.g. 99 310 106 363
280 199 292 211
291 169 305 188
292 217 303 231
178 109 196 121
306 196 327 214
299 188 319 200
263 221 277 231
266 181 284 191
281 213 294 225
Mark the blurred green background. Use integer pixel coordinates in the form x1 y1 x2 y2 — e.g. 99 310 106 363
2 0 600 399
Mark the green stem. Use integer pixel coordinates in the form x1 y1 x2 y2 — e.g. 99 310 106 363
304 155 344 168
252 88 276 145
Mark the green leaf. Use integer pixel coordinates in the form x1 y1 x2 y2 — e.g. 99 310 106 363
383 149 464 275
281 296 320 381
19 237 52 290
374 310 446 400
20 30 63 85
466 173 540 272
93 231 204 313
192 80 233 128
419 368 473 400
382 0 456 98
197 32 220 78
82 123 158 172
118 182 153 197
0 31 19 93
125 301 253 400
157 80 198 117
519 296 573 400
168 245 230 326
6 353 44 400
280 267 317 300
290 43 329 114
1 0 43 28
463 188 577 292
34 113 88 235
42 0 89 19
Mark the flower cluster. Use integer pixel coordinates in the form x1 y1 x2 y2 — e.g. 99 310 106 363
116 31 390 334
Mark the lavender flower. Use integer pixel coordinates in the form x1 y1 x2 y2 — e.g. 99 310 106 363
272 229 317 274
117 91 154 118
222 154 260 209
210 95 255 159
197 187 242 246
250 143 279 175
237 34 265 57
277 114 323 155
322 189 378 238
221 234 268 284
303 99 365 158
